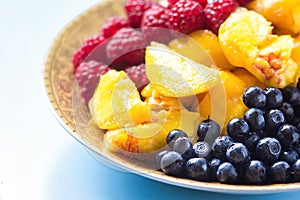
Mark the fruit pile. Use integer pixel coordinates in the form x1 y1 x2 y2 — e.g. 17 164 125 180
156 83 300 184
71 0 300 185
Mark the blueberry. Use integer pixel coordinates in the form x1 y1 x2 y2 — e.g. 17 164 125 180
269 161 291 183
208 158 222 181
265 87 283 109
212 136 234 161
197 119 221 145
256 137 281 164
193 141 212 159
277 124 300 148
186 158 209 181
243 86 266 108
297 78 300 90
226 143 250 166
166 129 188 149
216 162 238 183
280 150 299 165
227 118 250 142
294 105 300 117
173 137 193 160
244 132 260 155
264 109 285 136
279 102 294 122
291 159 300 181
244 160 267 184
244 108 265 132
155 150 169 169
282 86 300 106
160 151 185 176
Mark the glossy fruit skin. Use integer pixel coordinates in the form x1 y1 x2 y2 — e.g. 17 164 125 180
125 0 153 28
244 132 260 155
244 160 267 184
168 0 205 35
173 137 194 160
197 119 221 145
193 141 211 159
243 86 267 109
226 143 250 166
212 136 234 161
264 109 285 136
256 137 281 165
277 124 300 149
227 118 250 142
244 108 265 132
265 87 283 109
160 151 185 176
186 158 209 181
282 86 300 106
291 159 300 181
280 150 299 165
208 158 222 181
269 161 291 183
216 162 238 183
166 129 188 149
155 150 169 169
280 102 295 123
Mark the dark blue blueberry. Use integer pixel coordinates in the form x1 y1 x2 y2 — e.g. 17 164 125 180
197 119 221 145
186 158 209 181
212 136 234 161
243 86 266 108
280 150 299 165
244 108 265 132
227 118 250 142
160 151 185 176
208 158 222 181
297 78 300 90
294 105 300 117
216 162 238 184
244 160 267 184
279 102 295 123
282 86 300 106
256 137 281 164
277 124 300 148
264 109 285 136
291 159 300 181
265 87 283 109
244 132 260 155
166 129 188 149
193 141 212 159
226 143 250 166
173 137 193 160
269 161 291 183
155 150 169 169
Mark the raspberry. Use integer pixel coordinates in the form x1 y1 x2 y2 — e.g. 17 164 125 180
106 28 146 67
100 16 130 38
141 6 173 44
125 0 154 28
204 0 238 35
75 61 111 104
72 34 107 71
168 0 207 7
168 0 205 35
235 0 253 6
125 63 149 91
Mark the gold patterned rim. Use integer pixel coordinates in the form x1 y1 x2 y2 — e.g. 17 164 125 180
43 0 300 194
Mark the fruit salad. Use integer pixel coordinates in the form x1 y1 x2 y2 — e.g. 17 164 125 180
72 0 300 185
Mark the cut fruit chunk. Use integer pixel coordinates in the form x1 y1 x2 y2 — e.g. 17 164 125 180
145 42 221 97
219 8 298 88
91 70 151 130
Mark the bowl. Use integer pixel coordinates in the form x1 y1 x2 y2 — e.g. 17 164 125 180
43 0 300 194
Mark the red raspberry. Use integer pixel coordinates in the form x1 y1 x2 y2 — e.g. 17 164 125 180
168 0 205 35
141 6 173 44
168 0 207 8
204 0 238 35
72 34 107 71
106 28 146 67
235 0 252 5
125 0 154 28
100 16 130 38
125 64 149 91
75 61 111 104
